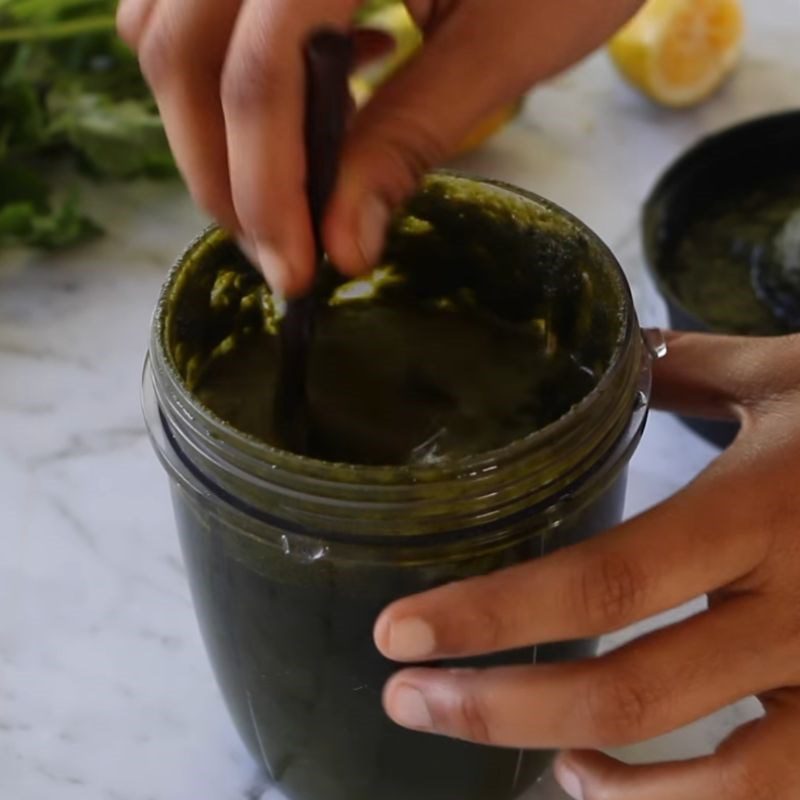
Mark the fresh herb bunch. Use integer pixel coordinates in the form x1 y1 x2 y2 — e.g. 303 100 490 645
0 0 397 252
0 0 174 250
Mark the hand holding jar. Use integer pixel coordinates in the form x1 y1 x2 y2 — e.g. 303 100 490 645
116 0 643 296
376 331 800 800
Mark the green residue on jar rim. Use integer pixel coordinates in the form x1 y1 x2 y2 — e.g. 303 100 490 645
162 175 628 467
664 172 800 335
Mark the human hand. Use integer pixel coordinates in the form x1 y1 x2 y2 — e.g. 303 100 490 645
117 0 642 296
374 331 800 799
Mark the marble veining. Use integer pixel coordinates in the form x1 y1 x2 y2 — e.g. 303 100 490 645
1 1 794 797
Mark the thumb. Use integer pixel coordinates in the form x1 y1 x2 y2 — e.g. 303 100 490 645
324 2 530 275
324 0 644 275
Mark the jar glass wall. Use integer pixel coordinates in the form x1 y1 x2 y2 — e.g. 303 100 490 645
143 174 652 800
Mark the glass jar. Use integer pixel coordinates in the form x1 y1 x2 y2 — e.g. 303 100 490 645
143 174 652 800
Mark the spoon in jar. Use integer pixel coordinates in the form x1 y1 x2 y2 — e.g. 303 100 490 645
751 208 800 329
274 30 353 455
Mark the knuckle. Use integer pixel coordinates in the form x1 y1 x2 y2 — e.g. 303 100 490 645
722 760 777 800
452 690 494 746
577 552 647 632
360 113 447 201
138 22 183 87
583 668 662 745
469 584 511 652
221 45 283 114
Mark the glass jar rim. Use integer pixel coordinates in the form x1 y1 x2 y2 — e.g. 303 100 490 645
148 173 640 487
144 172 652 543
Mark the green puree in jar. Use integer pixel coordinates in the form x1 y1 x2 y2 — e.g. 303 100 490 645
151 175 642 800
165 176 621 463
666 173 800 335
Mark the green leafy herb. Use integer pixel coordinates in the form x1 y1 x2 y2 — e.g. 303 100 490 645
0 0 173 250
0 0 398 252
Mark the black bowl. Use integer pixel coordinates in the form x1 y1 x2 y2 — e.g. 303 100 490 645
642 109 800 448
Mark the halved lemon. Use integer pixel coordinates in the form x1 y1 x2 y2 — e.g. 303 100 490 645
355 3 423 88
609 0 745 107
353 2 520 154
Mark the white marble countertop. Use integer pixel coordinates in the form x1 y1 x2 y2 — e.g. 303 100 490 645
1 2 796 797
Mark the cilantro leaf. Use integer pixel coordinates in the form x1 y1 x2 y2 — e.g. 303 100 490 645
0 0 176 252
0 197 100 249
0 162 99 248
47 87 175 178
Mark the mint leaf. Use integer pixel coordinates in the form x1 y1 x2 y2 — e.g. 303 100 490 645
48 87 175 178
0 0 178 253
0 198 99 249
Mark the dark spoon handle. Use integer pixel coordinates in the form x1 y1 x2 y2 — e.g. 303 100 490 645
276 30 353 454
304 29 354 256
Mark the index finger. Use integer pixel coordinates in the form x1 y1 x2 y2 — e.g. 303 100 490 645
374 459 766 663
652 331 800 420
220 0 357 295
374 334 785 663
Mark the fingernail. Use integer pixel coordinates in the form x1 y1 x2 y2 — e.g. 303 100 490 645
387 617 436 661
391 685 433 731
358 195 390 267
555 762 585 800
256 241 289 294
